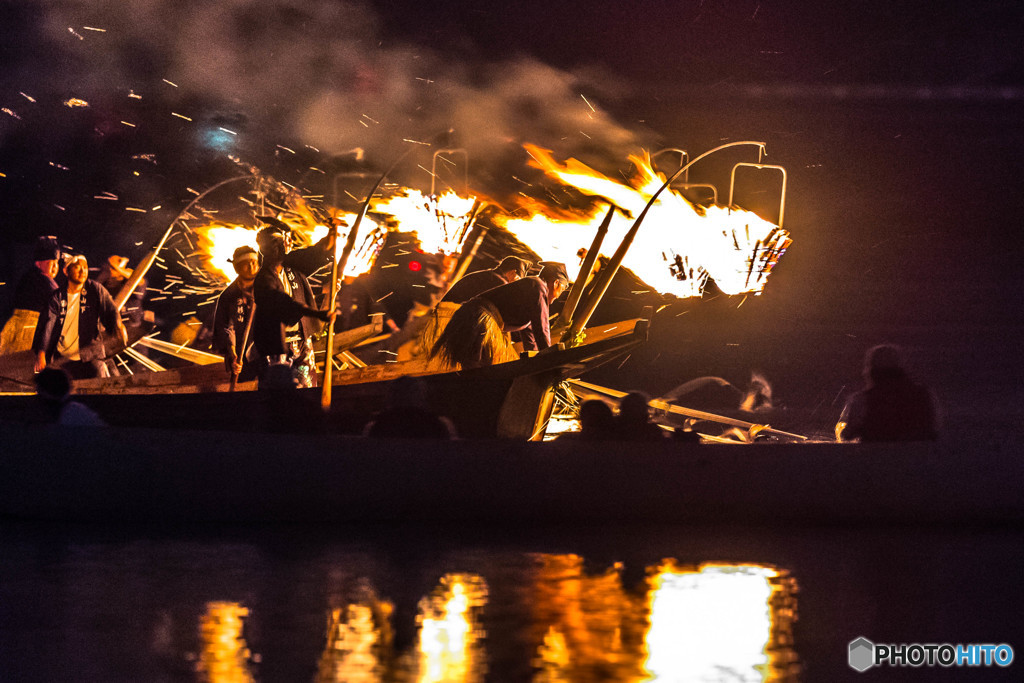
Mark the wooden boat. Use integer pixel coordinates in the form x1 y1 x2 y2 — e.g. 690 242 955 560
1 424 1019 525
0 316 650 440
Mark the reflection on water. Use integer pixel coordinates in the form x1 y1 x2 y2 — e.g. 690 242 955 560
184 554 795 682
178 556 797 682
415 574 488 683
197 601 255 682
645 563 798 682
2 524 1018 681
317 581 392 682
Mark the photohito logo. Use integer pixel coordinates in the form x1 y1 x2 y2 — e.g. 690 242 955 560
848 637 1014 671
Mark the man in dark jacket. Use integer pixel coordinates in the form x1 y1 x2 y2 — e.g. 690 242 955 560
33 254 128 379
212 245 260 381
837 344 939 442
0 236 60 354
441 255 530 304
431 261 569 368
251 227 333 387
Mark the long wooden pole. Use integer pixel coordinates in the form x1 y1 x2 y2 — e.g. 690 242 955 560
552 204 614 342
320 214 355 409
230 297 255 392
320 133 449 409
115 174 256 311
563 141 766 343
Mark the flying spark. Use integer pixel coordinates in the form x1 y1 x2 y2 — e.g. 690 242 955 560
19 92 35 102
67 27 84 40
171 112 192 121
580 94 596 112
64 98 89 108
83 26 106 32
163 79 178 87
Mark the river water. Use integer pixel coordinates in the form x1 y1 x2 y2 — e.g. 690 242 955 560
1 519 1020 681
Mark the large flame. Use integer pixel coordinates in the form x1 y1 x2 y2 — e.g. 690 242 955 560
193 190 477 283
190 150 788 301
498 145 790 298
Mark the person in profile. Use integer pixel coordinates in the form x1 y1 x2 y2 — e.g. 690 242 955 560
441 255 530 304
0 236 60 355
836 343 939 442
363 375 456 439
613 391 666 441
34 367 107 426
558 399 615 441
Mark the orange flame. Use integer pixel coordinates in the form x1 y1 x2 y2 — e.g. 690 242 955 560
193 190 478 282
498 145 790 298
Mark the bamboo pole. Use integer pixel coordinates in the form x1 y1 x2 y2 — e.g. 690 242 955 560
320 214 356 409
115 174 256 311
446 221 489 292
552 204 614 342
563 141 767 343
320 131 452 409
230 297 255 392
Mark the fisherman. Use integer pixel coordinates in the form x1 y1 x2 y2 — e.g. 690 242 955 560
212 245 260 382
836 343 939 442
251 224 334 387
430 261 569 369
33 254 128 379
0 236 60 354
441 255 530 304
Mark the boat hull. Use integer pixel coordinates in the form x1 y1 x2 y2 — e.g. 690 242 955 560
1 425 1020 526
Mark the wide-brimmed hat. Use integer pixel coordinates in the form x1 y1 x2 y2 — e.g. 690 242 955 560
107 255 133 279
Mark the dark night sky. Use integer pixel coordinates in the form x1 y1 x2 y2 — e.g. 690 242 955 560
2 0 1022 424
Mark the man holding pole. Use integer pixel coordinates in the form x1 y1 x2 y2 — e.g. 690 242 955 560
251 226 334 388
212 245 260 383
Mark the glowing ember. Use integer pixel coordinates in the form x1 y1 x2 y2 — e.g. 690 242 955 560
498 145 791 298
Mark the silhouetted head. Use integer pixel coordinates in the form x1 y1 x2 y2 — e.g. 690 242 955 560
865 344 906 383
618 391 652 425
578 399 614 435
35 367 72 402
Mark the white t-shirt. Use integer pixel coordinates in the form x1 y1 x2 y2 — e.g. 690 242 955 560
56 290 81 360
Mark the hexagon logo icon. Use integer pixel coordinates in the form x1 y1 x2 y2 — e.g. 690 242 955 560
849 637 875 672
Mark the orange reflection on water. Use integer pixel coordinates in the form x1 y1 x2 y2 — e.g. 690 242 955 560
196 601 255 683
644 562 799 682
530 554 648 682
415 573 489 683
316 583 393 683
